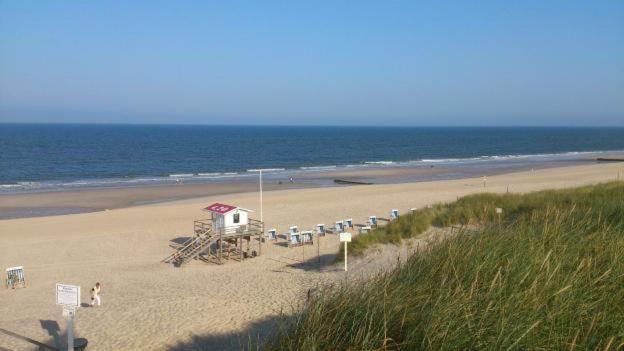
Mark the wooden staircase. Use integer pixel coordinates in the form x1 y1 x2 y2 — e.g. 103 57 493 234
162 222 214 266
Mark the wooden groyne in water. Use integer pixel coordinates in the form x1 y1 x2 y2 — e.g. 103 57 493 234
596 158 624 162
334 179 373 185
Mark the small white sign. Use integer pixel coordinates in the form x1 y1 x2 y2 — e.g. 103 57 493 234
56 283 80 307
339 232 352 242
495 208 503 214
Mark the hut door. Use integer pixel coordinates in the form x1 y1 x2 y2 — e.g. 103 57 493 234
214 214 225 234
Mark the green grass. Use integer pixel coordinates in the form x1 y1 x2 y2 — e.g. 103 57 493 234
265 182 624 350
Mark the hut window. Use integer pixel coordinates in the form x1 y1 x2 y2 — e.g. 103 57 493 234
233 213 240 224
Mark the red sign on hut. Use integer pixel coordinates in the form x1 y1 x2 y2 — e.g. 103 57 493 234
203 203 238 215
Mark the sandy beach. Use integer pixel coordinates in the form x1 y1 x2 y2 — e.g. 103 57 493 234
0 162 623 350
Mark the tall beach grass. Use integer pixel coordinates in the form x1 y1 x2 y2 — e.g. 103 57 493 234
265 182 624 350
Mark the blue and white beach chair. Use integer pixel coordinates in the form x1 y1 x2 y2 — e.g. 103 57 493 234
267 228 277 241
316 224 326 236
289 232 301 247
369 215 378 227
344 218 353 229
301 230 314 245
391 209 399 220
335 221 344 232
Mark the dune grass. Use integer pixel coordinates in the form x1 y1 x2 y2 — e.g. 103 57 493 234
265 182 624 350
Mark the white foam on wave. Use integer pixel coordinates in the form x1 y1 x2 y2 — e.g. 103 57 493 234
0 184 22 188
3 149 621 194
246 168 286 173
169 173 194 178
300 165 337 170
415 150 616 165
364 161 394 165
420 158 463 163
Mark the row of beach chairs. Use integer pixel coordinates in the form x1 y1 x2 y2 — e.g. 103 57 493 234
266 208 410 248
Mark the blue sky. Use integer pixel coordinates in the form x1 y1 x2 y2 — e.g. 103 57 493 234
0 1 623 126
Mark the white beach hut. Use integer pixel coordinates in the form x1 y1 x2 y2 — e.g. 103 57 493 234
203 203 253 234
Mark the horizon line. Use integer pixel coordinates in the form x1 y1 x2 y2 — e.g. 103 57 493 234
2 122 624 128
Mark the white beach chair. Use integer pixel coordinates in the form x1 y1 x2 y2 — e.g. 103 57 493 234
391 209 399 220
344 218 353 229
301 230 314 245
267 228 277 241
409 208 418 214
335 221 344 232
289 232 301 247
289 226 298 235
369 215 378 227
5 266 25 289
316 224 326 236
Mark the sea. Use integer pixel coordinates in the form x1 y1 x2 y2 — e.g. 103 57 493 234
1 124 624 193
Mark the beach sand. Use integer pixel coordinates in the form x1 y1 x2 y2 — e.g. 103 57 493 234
0 162 623 350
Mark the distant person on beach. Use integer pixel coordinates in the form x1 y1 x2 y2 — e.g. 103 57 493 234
289 177 294 183
90 282 102 307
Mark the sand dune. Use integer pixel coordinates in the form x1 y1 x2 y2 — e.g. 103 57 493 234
0 162 622 350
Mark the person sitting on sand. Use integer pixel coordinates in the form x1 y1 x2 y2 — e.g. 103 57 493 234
172 252 181 266
90 282 102 307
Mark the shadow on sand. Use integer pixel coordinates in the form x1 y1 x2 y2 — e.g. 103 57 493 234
39 320 64 351
0 326 59 351
167 314 295 351
169 236 193 247
286 253 339 272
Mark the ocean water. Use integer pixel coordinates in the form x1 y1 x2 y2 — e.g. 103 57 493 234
1 124 623 193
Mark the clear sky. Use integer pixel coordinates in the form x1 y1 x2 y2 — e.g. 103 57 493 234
0 1 623 126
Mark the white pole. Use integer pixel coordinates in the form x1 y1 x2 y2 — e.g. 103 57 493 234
344 242 348 272
259 169 263 222
67 311 74 351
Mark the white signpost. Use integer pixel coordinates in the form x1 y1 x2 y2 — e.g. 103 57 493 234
339 232 352 272
56 283 80 351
